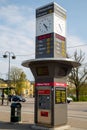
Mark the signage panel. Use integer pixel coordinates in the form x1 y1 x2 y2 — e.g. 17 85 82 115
36 3 54 18
36 33 66 58
36 33 54 58
54 3 66 18
55 87 66 104
36 2 66 18
41 111 48 117
35 82 67 87
38 90 50 94
54 33 66 58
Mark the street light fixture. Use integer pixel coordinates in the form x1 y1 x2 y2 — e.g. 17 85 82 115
3 51 16 105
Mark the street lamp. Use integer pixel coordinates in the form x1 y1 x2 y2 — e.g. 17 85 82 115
3 51 16 105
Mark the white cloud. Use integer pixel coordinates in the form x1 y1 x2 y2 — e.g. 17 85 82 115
0 5 34 23
0 4 35 80
0 5 23 23
0 4 35 55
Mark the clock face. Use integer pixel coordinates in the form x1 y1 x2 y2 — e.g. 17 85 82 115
54 15 66 37
36 14 53 36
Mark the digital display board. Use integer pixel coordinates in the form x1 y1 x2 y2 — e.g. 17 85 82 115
55 87 66 104
54 33 66 58
36 66 49 76
36 33 54 58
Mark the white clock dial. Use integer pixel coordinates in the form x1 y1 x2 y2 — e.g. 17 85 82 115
36 14 53 36
54 15 66 37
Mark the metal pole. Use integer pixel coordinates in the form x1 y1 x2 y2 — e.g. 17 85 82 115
7 52 10 105
3 51 16 105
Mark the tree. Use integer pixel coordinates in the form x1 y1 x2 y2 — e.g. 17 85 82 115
10 66 27 95
15 72 27 95
10 67 26 83
68 50 87 101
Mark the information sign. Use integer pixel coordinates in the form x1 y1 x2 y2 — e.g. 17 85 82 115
54 33 66 58
55 87 66 104
36 3 54 18
36 2 66 18
36 33 54 58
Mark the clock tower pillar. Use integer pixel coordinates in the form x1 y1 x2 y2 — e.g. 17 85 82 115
22 2 80 129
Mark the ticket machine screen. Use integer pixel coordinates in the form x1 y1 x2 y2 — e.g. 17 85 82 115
38 89 51 109
38 95 50 109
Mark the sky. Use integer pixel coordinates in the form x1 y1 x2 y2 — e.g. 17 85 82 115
0 0 87 81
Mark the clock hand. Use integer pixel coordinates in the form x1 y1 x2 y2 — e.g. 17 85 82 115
43 23 48 30
58 24 62 32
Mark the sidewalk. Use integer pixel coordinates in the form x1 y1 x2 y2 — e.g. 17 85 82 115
0 111 86 130
0 99 86 130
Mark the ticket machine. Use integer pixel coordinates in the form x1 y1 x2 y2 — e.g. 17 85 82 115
36 87 52 125
22 58 80 127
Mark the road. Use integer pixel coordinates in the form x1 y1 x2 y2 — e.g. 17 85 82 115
0 99 87 129
68 102 87 129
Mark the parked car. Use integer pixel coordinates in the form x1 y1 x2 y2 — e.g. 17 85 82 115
12 95 26 102
8 95 26 102
67 97 73 103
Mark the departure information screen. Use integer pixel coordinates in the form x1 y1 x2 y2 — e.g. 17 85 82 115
36 66 49 76
55 87 66 104
36 33 54 58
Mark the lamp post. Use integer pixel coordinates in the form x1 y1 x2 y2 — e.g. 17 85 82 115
3 51 16 105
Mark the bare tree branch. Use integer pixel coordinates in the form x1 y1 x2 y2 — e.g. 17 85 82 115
68 50 87 101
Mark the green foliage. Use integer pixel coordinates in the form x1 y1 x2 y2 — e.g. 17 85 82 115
67 83 87 101
10 67 26 82
10 66 27 95
79 96 87 101
79 84 87 101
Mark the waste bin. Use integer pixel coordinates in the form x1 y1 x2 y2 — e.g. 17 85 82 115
10 102 22 122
